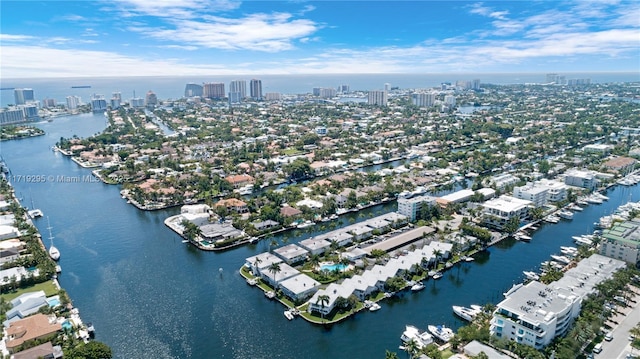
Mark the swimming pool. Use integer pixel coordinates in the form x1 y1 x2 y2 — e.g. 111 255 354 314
61 320 72 330
48 298 60 307
320 263 348 272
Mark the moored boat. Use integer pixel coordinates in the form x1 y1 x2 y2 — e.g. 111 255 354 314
427 324 454 342
284 309 294 320
523 271 540 281
558 210 574 220
432 272 443 280
411 282 425 291
369 302 381 311
400 325 433 349
452 305 481 321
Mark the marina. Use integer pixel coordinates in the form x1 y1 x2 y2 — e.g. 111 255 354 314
2 113 640 358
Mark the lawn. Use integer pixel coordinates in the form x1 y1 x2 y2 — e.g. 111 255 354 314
1 281 59 302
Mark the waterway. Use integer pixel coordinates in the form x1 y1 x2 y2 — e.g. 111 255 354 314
2 113 640 358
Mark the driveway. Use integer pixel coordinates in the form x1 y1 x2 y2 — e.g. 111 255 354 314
599 287 640 359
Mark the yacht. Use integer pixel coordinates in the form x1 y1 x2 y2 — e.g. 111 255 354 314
551 254 571 264
558 210 574 220
568 204 583 212
284 309 294 321
452 305 481 322
368 302 381 312
410 281 425 291
28 209 43 218
432 272 443 280
427 324 455 342
296 220 315 229
515 232 532 241
328 214 339 220
400 325 433 349
586 196 603 204
523 271 540 281
544 215 560 224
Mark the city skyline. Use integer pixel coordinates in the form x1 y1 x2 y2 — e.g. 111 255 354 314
1 1 639 79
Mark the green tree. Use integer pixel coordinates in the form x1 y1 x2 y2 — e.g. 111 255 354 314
65 341 113 359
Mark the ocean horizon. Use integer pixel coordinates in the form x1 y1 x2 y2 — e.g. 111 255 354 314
1 72 639 108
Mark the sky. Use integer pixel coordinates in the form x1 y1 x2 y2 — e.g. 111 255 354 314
1 0 639 78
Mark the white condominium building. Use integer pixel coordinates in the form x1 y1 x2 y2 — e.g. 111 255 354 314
481 195 531 229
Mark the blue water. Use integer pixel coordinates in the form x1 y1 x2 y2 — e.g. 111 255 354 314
2 112 640 358
320 263 348 272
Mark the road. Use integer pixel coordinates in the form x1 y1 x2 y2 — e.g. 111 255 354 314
600 284 640 359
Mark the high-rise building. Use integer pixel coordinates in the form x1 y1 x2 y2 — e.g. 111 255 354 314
22 105 39 120
111 92 121 109
203 82 225 99
42 98 57 108
228 92 242 104
0 108 26 124
250 79 262 100
184 83 203 97
91 95 108 113
412 93 435 107
145 90 158 107
265 92 281 101
338 84 350 94
319 88 336 98
14 88 34 105
229 80 246 99
130 97 145 108
384 83 391 92
444 95 456 107
66 96 81 110
472 79 481 90
368 90 388 106
312 87 321 96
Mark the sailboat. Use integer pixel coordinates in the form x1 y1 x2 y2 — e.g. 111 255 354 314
47 217 60 261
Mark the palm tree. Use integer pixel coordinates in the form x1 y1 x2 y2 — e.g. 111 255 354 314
267 262 281 288
385 350 400 359
252 257 262 275
403 338 419 359
316 294 330 323
433 249 443 268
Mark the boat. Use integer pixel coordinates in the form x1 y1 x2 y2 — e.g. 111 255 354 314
594 193 609 201
284 309 294 320
432 272 443 280
411 282 425 291
264 291 275 299
569 204 583 212
55 265 62 273
329 214 339 220
86 323 95 338
369 302 381 311
452 305 481 321
46 217 60 261
515 232 532 241
71 85 91 88
577 199 589 206
585 196 603 204
400 325 433 349
296 220 315 229
28 209 43 218
551 255 571 264
523 271 540 281
544 215 560 224
427 324 455 342
558 210 573 220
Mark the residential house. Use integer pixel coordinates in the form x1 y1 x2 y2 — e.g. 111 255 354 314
5 314 62 354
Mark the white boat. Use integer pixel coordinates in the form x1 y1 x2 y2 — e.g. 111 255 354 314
55 265 62 273
411 282 425 291
46 217 60 261
463 256 475 262
551 255 571 264
264 291 275 299
432 272 443 280
560 246 578 253
523 271 540 281
452 305 481 322
594 193 609 201
284 310 294 320
544 215 560 224
369 302 381 311
558 210 574 220
569 204 583 212
296 220 315 229
586 196 603 204
246 278 258 286
28 209 43 218
329 214 339 220
400 325 433 349
428 324 455 342
515 232 532 241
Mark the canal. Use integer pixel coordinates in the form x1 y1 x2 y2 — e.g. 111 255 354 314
2 113 639 358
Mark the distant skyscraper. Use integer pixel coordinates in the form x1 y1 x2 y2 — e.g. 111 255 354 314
338 84 350 94
228 92 242 104
368 90 388 106
42 98 57 108
0 108 26 124
444 94 456 107
319 88 336 98
14 88 34 105
250 79 262 100
203 82 225 99
111 92 121 109
472 79 481 90
312 87 321 96
130 97 145 108
265 92 281 101
384 83 391 92
184 83 203 97
91 95 108 112
229 80 247 99
66 96 80 110
412 93 435 107
145 90 158 107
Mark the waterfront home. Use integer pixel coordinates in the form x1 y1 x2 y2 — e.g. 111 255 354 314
199 222 242 243
3 291 48 325
490 254 625 349
0 225 20 240
436 189 475 208
280 205 302 218
363 226 437 255
603 156 636 173
5 314 62 354
340 248 367 263
260 262 300 288
214 198 249 214
274 244 309 265
11 342 63 359
512 183 549 208
481 195 532 230
251 220 280 232
299 238 332 256
378 212 409 228
563 169 598 190
488 173 519 190
225 174 254 189
0 247 19 265
361 218 391 233
245 252 283 276
278 273 321 302
344 224 374 242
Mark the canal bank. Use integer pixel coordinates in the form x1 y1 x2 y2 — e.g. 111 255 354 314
2 113 640 358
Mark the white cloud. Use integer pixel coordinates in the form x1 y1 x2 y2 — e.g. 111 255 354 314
130 13 320 52
0 34 35 42
110 0 240 19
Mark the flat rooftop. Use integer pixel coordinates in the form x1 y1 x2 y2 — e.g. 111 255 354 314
363 226 435 254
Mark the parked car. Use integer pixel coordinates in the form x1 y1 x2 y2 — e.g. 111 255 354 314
604 332 613 341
